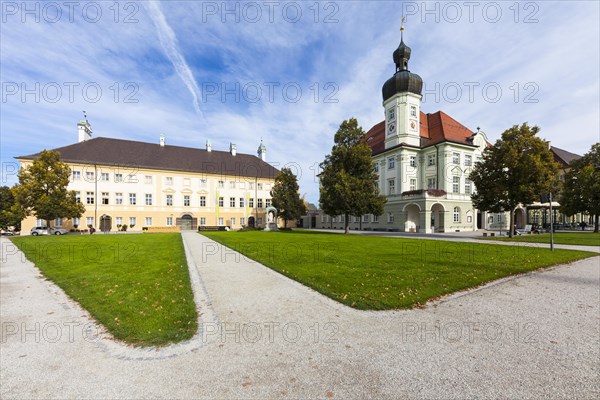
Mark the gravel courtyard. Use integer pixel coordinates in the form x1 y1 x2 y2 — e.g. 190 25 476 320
1 233 599 399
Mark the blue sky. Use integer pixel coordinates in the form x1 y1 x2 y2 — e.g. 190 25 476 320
1 1 599 203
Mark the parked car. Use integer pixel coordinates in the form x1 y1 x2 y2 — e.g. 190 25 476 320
30 227 69 236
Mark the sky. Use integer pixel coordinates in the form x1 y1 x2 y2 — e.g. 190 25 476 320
1 0 599 204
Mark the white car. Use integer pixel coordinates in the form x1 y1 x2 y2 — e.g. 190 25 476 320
30 227 68 236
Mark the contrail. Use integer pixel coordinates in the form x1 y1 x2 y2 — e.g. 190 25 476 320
142 1 203 116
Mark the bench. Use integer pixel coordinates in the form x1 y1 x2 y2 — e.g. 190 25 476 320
516 225 532 235
198 226 229 231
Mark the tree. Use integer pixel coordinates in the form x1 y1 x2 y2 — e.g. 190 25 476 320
470 123 558 238
319 118 386 234
270 168 307 228
559 143 600 232
13 150 85 228
0 186 24 231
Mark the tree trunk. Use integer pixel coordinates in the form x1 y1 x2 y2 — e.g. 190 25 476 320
595 214 599 233
508 207 515 238
344 213 349 234
46 219 51 229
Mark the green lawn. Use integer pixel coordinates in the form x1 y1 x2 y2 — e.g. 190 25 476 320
11 233 197 347
482 232 600 246
202 230 596 310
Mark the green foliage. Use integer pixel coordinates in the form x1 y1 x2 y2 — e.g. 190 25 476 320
203 231 595 310
559 143 600 232
270 168 307 227
0 186 24 231
13 150 85 227
11 233 197 346
470 123 559 237
319 118 386 233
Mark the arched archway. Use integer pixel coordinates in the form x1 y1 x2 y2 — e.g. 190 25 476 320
430 203 445 233
100 215 112 232
177 213 196 230
248 216 255 228
515 208 526 229
403 204 420 232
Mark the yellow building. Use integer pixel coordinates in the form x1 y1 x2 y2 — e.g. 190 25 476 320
17 120 279 234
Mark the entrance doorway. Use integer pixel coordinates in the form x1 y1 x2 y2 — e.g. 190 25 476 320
100 215 112 232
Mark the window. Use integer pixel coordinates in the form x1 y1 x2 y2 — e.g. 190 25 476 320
388 158 395 169
144 175 152 184
129 217 136 227
240 217 245 226
427 177 436 189
115 217 122 226
101 192 109 205
200 217 206 226
115 192 123 205
453 207 460 223
199 179 207 187
465 178 472 195
184 195 190 207
218 197 224 207
410 179 417 191
427 154 436 166
258 198 263 208
265 184 271 191
145 194 153 206
200 196 206 207
86 217 94 227
257 183 263 190
229 181 236 189
129 193 136 205
166 194 173 206
230 218 236 226
257 217 263 225
73 217 80 226
363 215 369 223
218 180 224 188
387 212 394 223
75 191 81 203
321 215 325 223
34 218 44 227
388 179 395 195
266 199 271 208
86 191 94 205
249 182 255 190
410 156 417 167
452 176 460 193
464 155 472 166
230 197 236 207
374 163 379 173
145 217 152 226
54 218 62 227
72 171 81 180
249 198 254 208
166 217 173 226
452 153 460 165
387 108 395 121
476 156 482 164
239 197 245 208
165 177 173 185
101 173 109 182
239 182 246 189
373 215 379 223
85 171 94 182
410 105 417 117
115 173 123 183
183 178 190 186
218 217 224 226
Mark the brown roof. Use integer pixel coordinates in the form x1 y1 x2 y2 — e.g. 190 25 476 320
17 137 279 179
364 111 478 155
550 146 581 167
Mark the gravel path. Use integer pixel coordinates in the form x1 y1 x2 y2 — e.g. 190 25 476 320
1 233 599 399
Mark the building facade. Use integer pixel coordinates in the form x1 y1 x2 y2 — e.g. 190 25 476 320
17 120 279 234
316 35 502 233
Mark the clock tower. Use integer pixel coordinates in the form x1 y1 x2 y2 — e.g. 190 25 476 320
382 32 423 149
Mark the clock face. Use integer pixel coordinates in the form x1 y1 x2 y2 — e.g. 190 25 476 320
388 123 396 133
409 120 417 131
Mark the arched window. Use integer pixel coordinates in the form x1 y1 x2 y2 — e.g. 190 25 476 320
453 207 460 223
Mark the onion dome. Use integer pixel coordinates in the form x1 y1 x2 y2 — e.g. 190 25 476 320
382 38 423 101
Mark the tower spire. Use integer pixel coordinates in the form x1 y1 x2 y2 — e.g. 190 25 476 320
400 16 406 42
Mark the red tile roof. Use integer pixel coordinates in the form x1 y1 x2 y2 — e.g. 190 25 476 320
364 111 478 155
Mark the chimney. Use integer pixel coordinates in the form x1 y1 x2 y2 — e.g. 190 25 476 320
257 139 266 162
206 140 212 152
159 134 165 147
230 143 237 156
77 119 93 143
